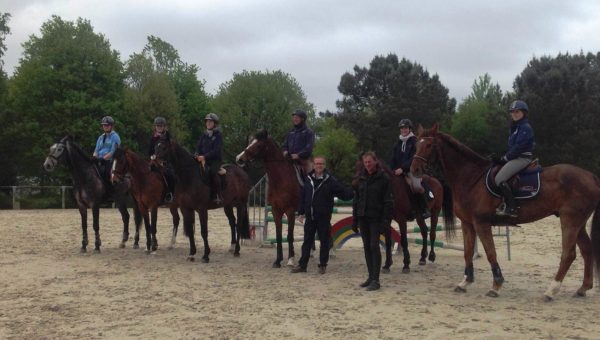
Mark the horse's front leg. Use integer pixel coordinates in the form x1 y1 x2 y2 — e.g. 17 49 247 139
474 222 504 297
224 206 238 255
141 208 152 253
198 209 210 263
428 213 439 263
182 208 196 261
286 210 296 267
398 220 410 273
92 205 101 253
272 211 284 268
455 220 477 293
79 206 88 253
382 223 393 273
416 217 429 265
150 207 158 252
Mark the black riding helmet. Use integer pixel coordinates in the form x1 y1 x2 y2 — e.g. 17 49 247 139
398 118 413 129
154 116 167 126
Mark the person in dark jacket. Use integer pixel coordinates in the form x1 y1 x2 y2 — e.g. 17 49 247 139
291 156 354 274
352 151 393 291
493 100 535 217
195 113 224 204
282 109 315 175
149 116 175 203
390 118 432 219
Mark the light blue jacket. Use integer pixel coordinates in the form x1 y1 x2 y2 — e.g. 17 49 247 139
94 131 121 160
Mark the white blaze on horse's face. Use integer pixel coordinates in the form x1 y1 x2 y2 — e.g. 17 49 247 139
236 139 257 163
111 159 117 183
43 143 64 171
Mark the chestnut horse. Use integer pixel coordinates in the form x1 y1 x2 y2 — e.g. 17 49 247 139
154 136 251 261
353 160 455 273
111 148 180 253
411 124 600 301
43 136 137 252
235 130 299 268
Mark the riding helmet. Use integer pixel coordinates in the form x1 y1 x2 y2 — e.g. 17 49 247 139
292 109 307 120
398 118 413 129
101 116 115 125
204 113 219 124
154 116 167 126
509 100 529 113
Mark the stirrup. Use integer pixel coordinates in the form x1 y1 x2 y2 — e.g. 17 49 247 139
164 192 174 203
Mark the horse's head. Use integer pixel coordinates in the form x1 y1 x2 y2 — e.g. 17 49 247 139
43 136 71 172
235 129 273 166
154 134 174 164
111 148 128 183
411 123 439 177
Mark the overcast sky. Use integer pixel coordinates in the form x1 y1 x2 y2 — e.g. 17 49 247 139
3 0 600 113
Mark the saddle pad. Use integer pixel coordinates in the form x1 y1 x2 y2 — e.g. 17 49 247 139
485 166 542 199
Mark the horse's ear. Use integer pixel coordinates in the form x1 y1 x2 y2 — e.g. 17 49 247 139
255 129 268 140
431 123 439 134
416 124 424 136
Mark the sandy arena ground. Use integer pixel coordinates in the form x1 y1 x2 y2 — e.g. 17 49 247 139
0 208 599 339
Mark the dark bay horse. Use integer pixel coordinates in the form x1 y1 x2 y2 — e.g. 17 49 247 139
353 160 455 273
154 137 251 261
411 124 600 300
235 129 299 268
111 148 180 253
43 136 137 252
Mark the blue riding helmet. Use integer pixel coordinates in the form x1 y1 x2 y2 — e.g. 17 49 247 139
509 100 529 112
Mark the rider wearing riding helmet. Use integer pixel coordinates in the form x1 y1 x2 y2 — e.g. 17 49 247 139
390 118 431 219
195 113 224 204
494 100 535 217
93 115 121 185
282 109 315 175
149 116 175 203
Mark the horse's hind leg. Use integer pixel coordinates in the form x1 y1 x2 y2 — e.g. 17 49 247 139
574 227 593 297
168 205 180 250
429 213 439 263
119 199 132 248
150 207 158 252
182 208 196 261
455 221 476 293
399 221 410 273
543 217 583 301
224 206 238 255
286 210 296 267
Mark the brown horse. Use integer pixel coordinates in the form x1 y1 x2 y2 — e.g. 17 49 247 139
235 129 299 268
411 124 600 301
154 136 251 261
353 159 455 273
111 148 180 253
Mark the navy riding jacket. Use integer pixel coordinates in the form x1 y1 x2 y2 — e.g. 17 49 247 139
390 135 417 173
504 118 534 161
282 122 315 159
195 129 223 161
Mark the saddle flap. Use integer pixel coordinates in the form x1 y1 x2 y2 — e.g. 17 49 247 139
485 163 542 200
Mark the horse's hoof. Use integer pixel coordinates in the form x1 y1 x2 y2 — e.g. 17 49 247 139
402 267 410 274
80 248 87 253
573 290 586 298
133 244 139 249
486 290 499 298
119 243 126 249
187 256 195 262
286 258 295 267
428 254 436 262
93 249 101 254
167 245 174 250
233 252 240 257
381 267 390 274
419 259 426 266
454 286 467 293
272 262 281 268
202 257 209 263
145 249 151 254
150 251 158 256
543 295 553 302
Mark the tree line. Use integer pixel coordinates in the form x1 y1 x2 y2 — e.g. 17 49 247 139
1 13 600 188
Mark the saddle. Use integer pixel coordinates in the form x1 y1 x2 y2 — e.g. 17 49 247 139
485 159 542 199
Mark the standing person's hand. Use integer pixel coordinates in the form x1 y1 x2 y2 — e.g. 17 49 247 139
394 168 403 176
291 154 300 160
297 215 305 224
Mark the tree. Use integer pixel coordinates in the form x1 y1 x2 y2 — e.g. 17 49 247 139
450 74 508 155
6 16 124 183
212 70 314 162
312 117 358 183
514 52 600 173
336 54 455 160
135 36 210 149
0 12 12 185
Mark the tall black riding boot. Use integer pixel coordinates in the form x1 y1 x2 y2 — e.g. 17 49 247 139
416 194 431 219
497 182 518 217
212 174 223 205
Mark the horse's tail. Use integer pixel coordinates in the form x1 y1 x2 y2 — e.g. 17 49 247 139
591 200 600 284
239 204 251 239
441 182 456 240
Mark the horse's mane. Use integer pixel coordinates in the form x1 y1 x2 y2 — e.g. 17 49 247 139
434 131 489 167
65 137 93 163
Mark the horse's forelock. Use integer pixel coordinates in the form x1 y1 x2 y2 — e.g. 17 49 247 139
255 129 268 140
